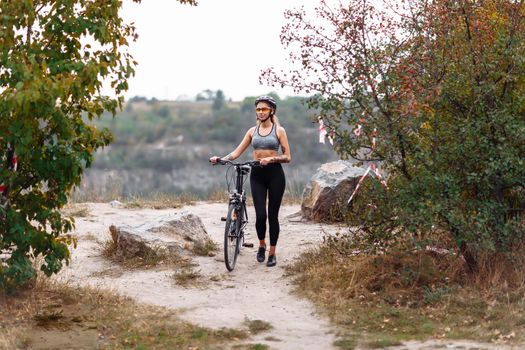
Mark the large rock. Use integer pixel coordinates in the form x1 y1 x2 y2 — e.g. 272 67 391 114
301 160 366 222
109 211 210 259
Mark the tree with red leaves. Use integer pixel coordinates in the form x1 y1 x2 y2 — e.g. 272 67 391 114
263 0 525 272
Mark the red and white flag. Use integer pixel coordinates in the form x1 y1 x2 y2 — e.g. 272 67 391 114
347 163 388 205
353 124 363 137
371 128 377 150
318 117 328 144
347 166 371 205
370 163 388 188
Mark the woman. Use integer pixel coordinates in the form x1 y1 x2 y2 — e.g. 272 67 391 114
210 95 291 267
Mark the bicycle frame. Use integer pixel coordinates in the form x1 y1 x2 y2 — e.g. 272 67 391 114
214 159 259 271
230 163 250 232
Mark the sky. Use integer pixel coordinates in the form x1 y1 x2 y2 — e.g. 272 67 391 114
120 0 319 102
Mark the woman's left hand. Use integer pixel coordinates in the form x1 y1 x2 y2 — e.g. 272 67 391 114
259 157 273 166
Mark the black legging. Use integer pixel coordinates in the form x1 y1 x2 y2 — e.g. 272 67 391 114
250 163 286 246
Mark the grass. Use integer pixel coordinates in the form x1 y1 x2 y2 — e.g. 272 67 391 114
0 277 250 350
98 223 218 272
98 229 195 270
172 267 203 287
208 189 230 203
286 241 525 349
232 344 269 350
244 318 273 334
82 232 98 242
333 338 357 350
61 203 91 217
263 336 281 342
192 238 219 256
70 190 200 208
123 192 197 209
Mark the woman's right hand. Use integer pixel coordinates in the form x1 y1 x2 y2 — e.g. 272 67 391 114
209 156 221 165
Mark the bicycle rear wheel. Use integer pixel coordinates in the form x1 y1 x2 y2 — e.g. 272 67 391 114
224 204 240 271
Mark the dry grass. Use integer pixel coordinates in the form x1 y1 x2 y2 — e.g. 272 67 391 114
61 203 91 217
0 327 19 350
0 277 249 349
123 192 196 209
281 194 303 205
172 267 203 288
98 237 194 270
286 242 525 349
244 318 273 334
82 232 98 242
283 180 305 205
232 344 269 350
192 238 219 256
208 189 230 203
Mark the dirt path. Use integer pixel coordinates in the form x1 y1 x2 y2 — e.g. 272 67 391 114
62 202 342 350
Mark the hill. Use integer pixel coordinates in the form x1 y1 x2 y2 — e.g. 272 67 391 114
76 96 338 200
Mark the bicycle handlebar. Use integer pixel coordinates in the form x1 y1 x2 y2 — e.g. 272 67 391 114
210 159 261 167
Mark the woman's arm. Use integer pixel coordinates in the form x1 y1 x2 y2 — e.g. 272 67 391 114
275 127 291 163
210 127 254 164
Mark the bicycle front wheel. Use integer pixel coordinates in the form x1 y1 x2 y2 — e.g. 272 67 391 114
224 204 240 271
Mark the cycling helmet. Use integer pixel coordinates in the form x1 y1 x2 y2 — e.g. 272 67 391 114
254 95 277 111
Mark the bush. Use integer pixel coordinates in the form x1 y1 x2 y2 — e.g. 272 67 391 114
265 0 525 272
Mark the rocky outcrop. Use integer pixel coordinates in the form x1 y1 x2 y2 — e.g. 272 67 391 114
301 160 366 222
109 211 210 259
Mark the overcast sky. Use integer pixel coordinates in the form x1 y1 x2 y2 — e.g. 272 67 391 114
120 0 318 102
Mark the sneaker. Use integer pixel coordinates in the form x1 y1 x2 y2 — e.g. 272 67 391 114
266 255 277 267
256 246 266 263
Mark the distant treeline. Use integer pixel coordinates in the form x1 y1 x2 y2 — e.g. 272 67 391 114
91 93 337 169
77 92 338 199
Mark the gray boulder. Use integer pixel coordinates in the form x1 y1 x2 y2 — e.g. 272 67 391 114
109 211 210 259
301 160 366 222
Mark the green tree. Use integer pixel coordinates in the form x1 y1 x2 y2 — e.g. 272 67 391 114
264 0 525 271
0 0 196 289
212 89 225 111
196 89 215 101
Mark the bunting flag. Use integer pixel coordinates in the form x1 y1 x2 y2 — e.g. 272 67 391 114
353 124 363 137
315 115 388 205
347 163 388 205
318 117 335 145
318 117 327 144
12 155 18 171
371 128 377 150
316 116 387 205
370 163 388 188
347 166 371 205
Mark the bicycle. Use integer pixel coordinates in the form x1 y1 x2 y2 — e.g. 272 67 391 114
211 159 260 271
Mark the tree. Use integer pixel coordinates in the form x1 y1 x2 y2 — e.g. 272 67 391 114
196 89 215 101
0 0 196 289
263 0 525 271
212 89 225 111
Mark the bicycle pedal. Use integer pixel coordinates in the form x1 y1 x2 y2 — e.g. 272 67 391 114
243 242 254 248
220 216 227 221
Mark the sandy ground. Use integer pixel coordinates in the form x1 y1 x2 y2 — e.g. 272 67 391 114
60 202 522 350
62 202 342 350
